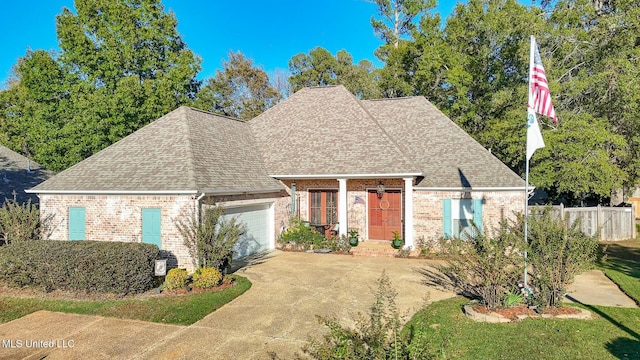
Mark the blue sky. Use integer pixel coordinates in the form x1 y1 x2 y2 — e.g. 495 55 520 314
1 0 464 88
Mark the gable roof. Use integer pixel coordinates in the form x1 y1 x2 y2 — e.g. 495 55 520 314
0 145 53 202
249 86 421 177
250 85 523 188
361 97 525 188
29 107 282 194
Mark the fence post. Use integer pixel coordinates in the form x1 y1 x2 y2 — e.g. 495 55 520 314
560 203 564 221
633 203 637 239
597 204 603 240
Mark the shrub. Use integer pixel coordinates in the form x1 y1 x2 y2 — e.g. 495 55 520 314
176 205 244 273
191 267 223 289
278 217 326 251
438 222 523 309
415 236 439 257
322 235 352 253
303 271 433 359
503 290 524 308
222 274 234 285
526 207 599 307
0 240 159 294
165 268 189 291
0 199 50 245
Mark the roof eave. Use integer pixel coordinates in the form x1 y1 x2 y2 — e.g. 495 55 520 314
271 173 423 180
199 187 285 196
26 189 199 195
414 186 529 192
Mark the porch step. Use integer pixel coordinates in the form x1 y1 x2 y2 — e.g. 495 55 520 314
350 241 399 258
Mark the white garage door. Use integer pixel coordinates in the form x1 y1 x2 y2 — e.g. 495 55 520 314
223 204 272 259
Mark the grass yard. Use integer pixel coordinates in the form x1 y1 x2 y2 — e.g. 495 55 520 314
403 239 640 359
599 239 640 305
0 275 251 326
404 297 639 359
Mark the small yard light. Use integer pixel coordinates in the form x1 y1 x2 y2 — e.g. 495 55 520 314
376 182 385 198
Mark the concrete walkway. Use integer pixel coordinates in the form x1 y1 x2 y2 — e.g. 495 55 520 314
565 269 638 308
0 251 454 360
0 253 636 359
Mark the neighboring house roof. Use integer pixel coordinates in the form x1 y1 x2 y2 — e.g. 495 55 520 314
0 145 54 203
249 86 422 177
361 96 525 188
29 107 282 194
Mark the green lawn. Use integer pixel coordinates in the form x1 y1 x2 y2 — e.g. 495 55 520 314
403 239 640 359
599 239 640 305
0 275 251 326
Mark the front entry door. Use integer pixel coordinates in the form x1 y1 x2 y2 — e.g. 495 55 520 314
368 190 402 240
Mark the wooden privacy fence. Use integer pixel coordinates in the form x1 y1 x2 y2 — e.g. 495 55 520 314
535 204 636 241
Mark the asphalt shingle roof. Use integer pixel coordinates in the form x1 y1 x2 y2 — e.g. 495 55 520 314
31 86 523 193
249 86 420 176
0 145 53 202
250 85 523 188
361 96 525 188
30 107 282 193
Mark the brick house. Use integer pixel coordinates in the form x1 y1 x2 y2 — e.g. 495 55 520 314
28 85 525 271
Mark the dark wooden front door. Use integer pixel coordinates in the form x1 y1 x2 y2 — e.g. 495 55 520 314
368 190 402 240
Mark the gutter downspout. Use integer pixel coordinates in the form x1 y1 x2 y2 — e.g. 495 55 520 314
191 193 206 270
290 183 296 216
195 193 206 224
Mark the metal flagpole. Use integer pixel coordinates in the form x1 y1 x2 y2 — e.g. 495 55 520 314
524 35 536 288
524 35 557 289
524 148 529 288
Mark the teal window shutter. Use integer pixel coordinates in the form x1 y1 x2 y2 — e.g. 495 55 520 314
473 199 483 234
142 208 162 249
442 199 452 238
68 207 86 240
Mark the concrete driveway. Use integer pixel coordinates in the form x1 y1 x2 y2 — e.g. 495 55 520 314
0 251 454 359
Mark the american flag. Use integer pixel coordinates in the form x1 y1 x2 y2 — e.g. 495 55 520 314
354 195 365 204
529 39 557 123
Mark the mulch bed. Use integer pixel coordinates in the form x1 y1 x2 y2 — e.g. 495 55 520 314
472 304 582 321
161 281 235 296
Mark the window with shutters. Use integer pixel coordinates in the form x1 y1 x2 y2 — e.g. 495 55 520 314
442 198 483 238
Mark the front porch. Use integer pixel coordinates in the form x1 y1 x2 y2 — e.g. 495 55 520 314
350 240 412 257
278 177 418 249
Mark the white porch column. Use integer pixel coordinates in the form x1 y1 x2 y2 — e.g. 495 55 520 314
338 178 348 237
403 177 414 249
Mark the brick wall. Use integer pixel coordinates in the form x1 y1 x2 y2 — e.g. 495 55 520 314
40 194 196 271
279 179 404 240
275 180 524 245
413 190 525 243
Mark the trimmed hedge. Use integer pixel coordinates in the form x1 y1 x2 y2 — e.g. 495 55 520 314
0 240 159 294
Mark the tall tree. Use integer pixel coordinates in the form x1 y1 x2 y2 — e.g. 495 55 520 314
371 0 435 97
288 47 380 98
0 0 201 171
370 0 435 48
194 51 282 120
56 0 201 144
376 0 631 203
0 50 75 170
546 0 640 193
